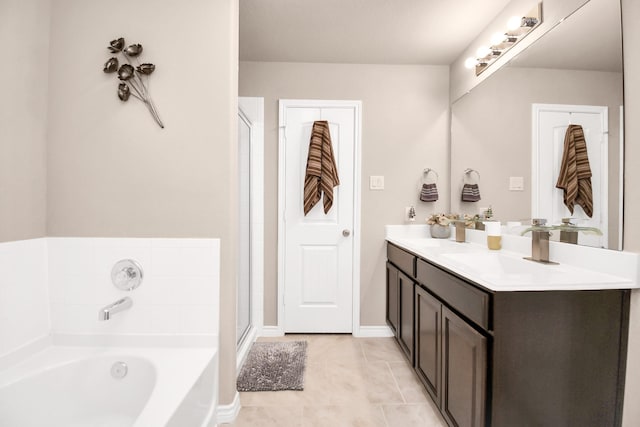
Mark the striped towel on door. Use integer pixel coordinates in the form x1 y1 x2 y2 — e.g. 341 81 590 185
555 124 593 217
303 121 340 215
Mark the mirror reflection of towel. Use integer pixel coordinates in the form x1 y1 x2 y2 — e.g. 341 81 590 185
303 121 340 215
555 124 593 217
420 183 438 202
461 183 481 202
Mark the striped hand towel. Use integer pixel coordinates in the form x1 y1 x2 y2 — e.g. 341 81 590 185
420 183 439 202
555 124 593 217
303 121 340 215
461 183 481 202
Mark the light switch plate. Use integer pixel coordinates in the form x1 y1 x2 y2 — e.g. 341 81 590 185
370 175 385 190
509 176 524 191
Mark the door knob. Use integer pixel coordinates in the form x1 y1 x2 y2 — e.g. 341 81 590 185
343 229 351 237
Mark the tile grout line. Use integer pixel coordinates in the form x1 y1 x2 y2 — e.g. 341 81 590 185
379 403 391 427
386 360 408 404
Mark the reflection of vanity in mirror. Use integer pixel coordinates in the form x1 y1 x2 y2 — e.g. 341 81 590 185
451 0 623 250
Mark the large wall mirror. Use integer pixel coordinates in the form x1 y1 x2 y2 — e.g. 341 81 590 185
451 0 623 250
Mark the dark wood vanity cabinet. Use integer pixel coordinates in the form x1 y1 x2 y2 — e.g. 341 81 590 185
386 245 415 363
385 262 399 335
414 286 441 404
415 272 487 427
386 241 630 427
397 270 414 362
441 306 487 427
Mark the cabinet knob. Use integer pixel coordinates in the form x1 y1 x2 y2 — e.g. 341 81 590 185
343 229 351 237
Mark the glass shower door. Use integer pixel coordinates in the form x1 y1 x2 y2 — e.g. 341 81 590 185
237 111 252 346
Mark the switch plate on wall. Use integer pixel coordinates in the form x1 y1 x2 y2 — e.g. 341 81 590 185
509 176 524 191
370 176 385 190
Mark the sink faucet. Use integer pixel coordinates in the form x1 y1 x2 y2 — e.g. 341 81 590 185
98 297 133 321
521 219 558 264
454 221 466 243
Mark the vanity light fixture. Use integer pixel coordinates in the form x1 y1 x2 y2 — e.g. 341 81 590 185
464 2 543 74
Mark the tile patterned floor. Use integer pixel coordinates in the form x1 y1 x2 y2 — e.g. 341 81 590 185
222 334 447 427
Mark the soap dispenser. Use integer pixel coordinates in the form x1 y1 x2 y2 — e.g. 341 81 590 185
485 221 502 250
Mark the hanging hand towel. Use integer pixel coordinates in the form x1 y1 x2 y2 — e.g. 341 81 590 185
420 183 439 202
555 124 593 217
461 183 481 202
303 121 340 215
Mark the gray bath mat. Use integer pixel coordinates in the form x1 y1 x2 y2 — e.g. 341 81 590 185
237 341 307 392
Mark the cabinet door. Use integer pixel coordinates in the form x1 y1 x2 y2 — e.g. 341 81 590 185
442 307 487 427
415 286 441 406
398 271 414 363
386 262 399 336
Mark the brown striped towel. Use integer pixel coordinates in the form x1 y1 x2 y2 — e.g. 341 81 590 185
420 183 439 202
303 121 340 215
461 183 481 202
556 124 593 217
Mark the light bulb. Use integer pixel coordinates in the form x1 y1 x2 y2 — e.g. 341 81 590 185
464 57 477 69
476 46 491 58
490 32 506 46
507 15 522 31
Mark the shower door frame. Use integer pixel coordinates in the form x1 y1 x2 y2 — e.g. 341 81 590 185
236 97 264 370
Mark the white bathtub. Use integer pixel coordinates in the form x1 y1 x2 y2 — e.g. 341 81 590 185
0 339 217 427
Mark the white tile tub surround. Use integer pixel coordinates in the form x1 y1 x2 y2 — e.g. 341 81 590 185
47 238 220 335
0 239 50 358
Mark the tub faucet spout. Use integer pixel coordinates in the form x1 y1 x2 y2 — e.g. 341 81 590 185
98 297 133 321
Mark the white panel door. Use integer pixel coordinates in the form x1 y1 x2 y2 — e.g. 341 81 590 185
532 104 608 248
279 100 360 333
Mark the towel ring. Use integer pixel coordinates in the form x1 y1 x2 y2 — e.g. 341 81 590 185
463 168 480 184
422 168 438 185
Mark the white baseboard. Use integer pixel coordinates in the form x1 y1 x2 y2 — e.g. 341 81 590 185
353 325 394 338
216 391 240 425
260 325 285 337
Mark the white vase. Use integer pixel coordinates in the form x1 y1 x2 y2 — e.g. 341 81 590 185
430 224 451 239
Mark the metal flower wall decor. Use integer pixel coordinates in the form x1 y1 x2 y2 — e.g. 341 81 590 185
103 37 164 128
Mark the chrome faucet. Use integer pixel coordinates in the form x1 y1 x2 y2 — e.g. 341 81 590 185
98 297 133 321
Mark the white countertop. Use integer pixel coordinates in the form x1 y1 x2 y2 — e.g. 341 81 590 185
386 225 639 292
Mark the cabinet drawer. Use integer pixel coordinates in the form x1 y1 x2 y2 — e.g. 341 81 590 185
387 243 416 277
416 259 490 331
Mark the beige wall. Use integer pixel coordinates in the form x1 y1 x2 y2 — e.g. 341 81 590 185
0 0 50 242
451 66 622 248
621 0 640 425
239 61 450 327
46 0 239 405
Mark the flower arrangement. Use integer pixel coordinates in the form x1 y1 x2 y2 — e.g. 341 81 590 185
103 37 164 128
426 213 457 227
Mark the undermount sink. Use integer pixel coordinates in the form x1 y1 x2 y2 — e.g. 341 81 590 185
439 252 629 289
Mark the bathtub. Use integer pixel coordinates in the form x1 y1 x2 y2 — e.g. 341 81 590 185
0 338 217 427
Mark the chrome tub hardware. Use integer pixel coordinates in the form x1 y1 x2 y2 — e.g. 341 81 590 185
110 361 128 379
98 297 133 321
111 259 143 291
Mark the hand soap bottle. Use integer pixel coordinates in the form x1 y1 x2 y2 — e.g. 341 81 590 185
486 221 502 250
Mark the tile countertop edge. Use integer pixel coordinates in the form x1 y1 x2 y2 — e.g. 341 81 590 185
385 225 640 292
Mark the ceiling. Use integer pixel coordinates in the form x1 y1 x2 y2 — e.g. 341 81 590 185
240 0 512 65
509 0 622 72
